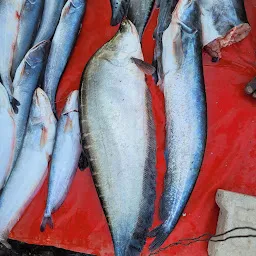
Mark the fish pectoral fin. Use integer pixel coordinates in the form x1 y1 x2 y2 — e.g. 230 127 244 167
131 57 156 75
11 96 20 114
40 127 48 148
64 116 73 132
78 150 89 171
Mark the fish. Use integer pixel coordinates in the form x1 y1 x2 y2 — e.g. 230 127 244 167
79 20 156 256
110 0 130 26
12 40 49 169
0 88 56 249
148 0 207 251
199 0 251 59
0 83 16 190
33 0 66 45
127 0 155 39
0 0 24 110
11 0 44 78
152 0 179 83
40 90 81 232
43 0 86 115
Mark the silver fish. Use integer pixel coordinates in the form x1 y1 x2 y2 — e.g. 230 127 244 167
12 41 49 169
80 20 156 256
127 0 155 39
0 88 56 249
0 83 15 190
33 0 66 45
110 0 130 26
43 0 86 114
199 0 250 59
11 0 44 78
40 90 81 231
148 0 207 251
0 0 23 109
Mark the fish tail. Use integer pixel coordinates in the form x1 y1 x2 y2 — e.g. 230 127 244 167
110 0 130 26
40 215 54 232
148 221 170 251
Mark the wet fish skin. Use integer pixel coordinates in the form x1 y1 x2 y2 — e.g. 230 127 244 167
11 0 44 78
12 40 50 169
110 0 130 26
0 84 15 190
127 0 155 39
43 0 86 114
33 0 66 45
80 20 156 256
0 0 23 106
149 0 206 251
0 88 56 249
40 90 81 232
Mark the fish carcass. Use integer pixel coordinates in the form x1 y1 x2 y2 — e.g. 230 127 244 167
79 20 156 255
11 0 44 77
12 40 49 168
149 0 207 251
0 88 56 249
41 90 81 231
0 84 15 190
127 0 155 39
43 0 86 114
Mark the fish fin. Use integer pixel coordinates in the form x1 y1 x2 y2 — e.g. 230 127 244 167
40 127 48 148
131 58 156 75
64 116 73 133
110 0 130 26
148 222 170 251
40 216 54 232
11 96 20 114
78 150 89 171
0 238 11 249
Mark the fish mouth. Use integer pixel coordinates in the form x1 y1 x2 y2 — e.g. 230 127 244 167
62 90 79 115
119 19 138 37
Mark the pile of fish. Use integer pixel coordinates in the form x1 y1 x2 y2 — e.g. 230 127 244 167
0 0 251 255
0 0 86 249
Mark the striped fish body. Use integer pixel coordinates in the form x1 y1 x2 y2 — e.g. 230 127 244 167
80 20 156 256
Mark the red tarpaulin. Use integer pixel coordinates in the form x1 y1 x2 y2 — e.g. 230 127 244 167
9 0 256 255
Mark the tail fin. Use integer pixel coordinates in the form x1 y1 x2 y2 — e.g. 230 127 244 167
110 0 130 26
148 222 170 252
40 215 54 232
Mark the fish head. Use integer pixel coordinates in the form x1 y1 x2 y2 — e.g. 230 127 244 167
30 88 56 128
0 83 12 112
62 90 79 115
109 19 141 58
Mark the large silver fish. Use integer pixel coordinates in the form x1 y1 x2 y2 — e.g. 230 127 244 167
12 41 49 168
40 90 81 231
0 88 56 249
0 0 23 109
11 0 44 78
148 0 207 251
110 0 130 26
0 83 15 190
33 0 66 45
43 0 86 114
79 20 156 256
199 0 250 59
127 0 155 39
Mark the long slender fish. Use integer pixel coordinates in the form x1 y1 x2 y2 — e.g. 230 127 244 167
0 88 56 249
127 0 155 39
80 20 156 256
40 90 81 231
11 0 44 78
148 0 207 251
0 84 15 190
0 0 23 109
12 41 49 168
33 0 66 45
110 0 130 26
199 0 250 59
43 0 86 114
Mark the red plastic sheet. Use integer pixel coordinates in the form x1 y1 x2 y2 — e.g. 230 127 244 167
9 0 256 255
